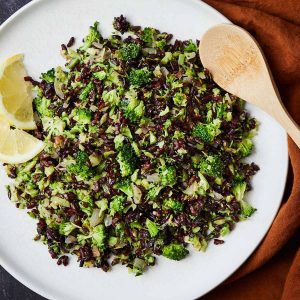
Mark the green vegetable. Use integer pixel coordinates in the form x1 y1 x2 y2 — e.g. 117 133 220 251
121 43 141 61
141 27 156 43
162 243 189 261
92 224 107 249
115 179 134 197
79 82 94 101
109 195 126 215
199 155 224 178
34 97 54 117
238 138 254 157
117 144 138 177
73 108 92 124
192 119 221 143
40 68 55 82
81 21 101 51
145 219 160 237
162 199 184 212
128 68 151 87
159 165 177 187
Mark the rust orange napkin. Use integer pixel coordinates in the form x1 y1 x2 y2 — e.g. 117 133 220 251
199 0 300 299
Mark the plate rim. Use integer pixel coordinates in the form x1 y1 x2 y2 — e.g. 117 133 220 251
0 1 289 299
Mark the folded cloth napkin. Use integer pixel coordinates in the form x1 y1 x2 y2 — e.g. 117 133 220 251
200 0 300 299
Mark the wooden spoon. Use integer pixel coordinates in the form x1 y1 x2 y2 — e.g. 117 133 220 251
199 24 300 148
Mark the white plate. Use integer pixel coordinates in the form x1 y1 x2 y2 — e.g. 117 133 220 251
0 0 288 299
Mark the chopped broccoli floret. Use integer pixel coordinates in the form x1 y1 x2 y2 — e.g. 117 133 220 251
162 243 189 261
121 96 145 122
40 68 55 83
240 199 256 218
73 108 92 124
117 144 138 177
92 224 107 249
114 134 125 150
67 151 93 180
232 181 256 218
115 179 134 198
128 68 151 87
159 165 177 187
238 138 254 157
141 27 156 43
67 164 94 180
145 219 160 237
109 195 126 215
93 70 106 81
121 43 141 61
75 151 89 165
147 185 163 200
232 181 246 201
79 82 94 101
173 92 187 107
192 119 221 143
163 199 184 212
184 40 197 52
102 89 120 106
59 222 76 236
34 97 54 117
81 21 101 51
199 155 224 178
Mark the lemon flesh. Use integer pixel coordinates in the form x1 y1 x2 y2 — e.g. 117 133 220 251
0 54 36 130
0 119 44 164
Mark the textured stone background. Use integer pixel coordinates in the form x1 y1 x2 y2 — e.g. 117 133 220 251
0 2 45 300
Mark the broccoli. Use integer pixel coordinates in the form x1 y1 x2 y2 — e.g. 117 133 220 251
192 119 221 143
67 151 93 180
93 70 106 81
162 243 189 261
184 40 197 52
159 165 177 187
128 68 151 87
42 116 66 136
238 138 254 157
109 195 126 215
40 68 55 83
67 164 94 180
173 92 187 107
102 89 120 106
147 185 163 200
141 27 156 43
75 151 89 165
117 144 138 177
146 219 160 237
115 179 134 198
92 224 107 249
232 181 256 218
199 155 224 178
240 199 256 218
162 198 184 212
59 222 77 236
80 21 101 51
34 97 54 117
79 82 94 101
121 43 141 61
232 181 246 201
130 258 147 276
197 172 210 195
114 134 125 150
121 96 145 122
73 108 92 124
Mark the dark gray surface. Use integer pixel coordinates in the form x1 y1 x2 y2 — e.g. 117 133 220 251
0 3 46 300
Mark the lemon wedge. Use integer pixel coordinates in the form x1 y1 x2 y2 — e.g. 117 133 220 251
0 118 44 164
0 54 36 129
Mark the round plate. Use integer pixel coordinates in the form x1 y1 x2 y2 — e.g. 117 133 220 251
0 0 288 299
